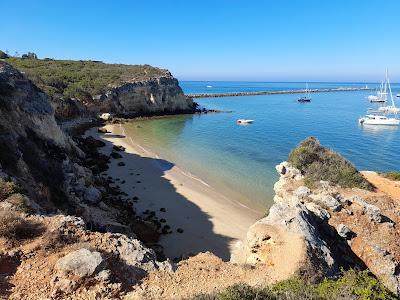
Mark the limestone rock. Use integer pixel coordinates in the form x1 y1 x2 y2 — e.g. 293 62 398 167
304 202 330 222
310 194 342 212
350 196 382 223
336 224 353 240
294 186 311 200
99 75 195 116
55 248 103 278
232 202 335 277
82 186 102 204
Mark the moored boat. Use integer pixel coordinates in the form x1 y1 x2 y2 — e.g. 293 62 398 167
360 69 399 126
237 119 254 124
298 83 311 102
359 114 399 125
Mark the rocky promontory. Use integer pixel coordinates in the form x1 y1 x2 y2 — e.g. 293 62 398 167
232 139 400 295
4 57 196 122
92 74 196 117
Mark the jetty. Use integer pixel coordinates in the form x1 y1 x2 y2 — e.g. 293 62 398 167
187 87 371 99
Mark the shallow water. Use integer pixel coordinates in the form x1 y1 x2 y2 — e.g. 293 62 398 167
123 81 400 211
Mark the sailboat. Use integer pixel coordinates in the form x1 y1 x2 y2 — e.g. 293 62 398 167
368 81 386 103
359 69 399 125
298 83 311 102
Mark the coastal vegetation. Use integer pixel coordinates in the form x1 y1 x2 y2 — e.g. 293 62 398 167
2 55 167 99
383 171 400 181
288 137 374 190
194 270 397 300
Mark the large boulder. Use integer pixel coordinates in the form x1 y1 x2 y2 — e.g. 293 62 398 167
55 248 103 278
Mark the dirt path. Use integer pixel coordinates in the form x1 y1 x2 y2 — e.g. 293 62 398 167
362 171 400 201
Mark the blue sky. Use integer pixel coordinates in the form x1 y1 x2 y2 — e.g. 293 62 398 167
2 0 400 81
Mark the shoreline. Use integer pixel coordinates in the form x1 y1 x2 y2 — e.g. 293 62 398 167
89 124 263 261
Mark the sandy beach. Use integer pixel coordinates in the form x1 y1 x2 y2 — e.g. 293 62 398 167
88 123 263 261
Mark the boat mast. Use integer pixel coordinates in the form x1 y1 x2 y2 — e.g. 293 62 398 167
306 82 310 99
387 70 397 115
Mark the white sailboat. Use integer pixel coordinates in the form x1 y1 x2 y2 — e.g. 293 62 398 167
298 83 311 102
359 69 399 126
368 81 386 103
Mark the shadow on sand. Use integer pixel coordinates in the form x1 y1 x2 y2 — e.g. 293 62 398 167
95 129 235 261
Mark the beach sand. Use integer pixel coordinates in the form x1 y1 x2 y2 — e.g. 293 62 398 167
88 124 263 261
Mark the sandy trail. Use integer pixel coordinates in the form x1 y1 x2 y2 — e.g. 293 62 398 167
362 171 400 202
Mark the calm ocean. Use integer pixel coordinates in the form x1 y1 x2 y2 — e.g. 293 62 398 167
123 81 400 211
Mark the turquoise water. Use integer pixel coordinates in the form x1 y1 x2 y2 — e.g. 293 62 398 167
124 81 400 211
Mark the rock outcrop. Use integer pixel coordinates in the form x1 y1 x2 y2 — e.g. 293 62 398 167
232 161 400 294
94 74 196 117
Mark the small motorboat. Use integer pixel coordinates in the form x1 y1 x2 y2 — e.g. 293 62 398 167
397 94 400 98
237 119 254 124
298 96 311 102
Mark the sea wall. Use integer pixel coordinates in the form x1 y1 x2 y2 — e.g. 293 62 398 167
188 87 371 98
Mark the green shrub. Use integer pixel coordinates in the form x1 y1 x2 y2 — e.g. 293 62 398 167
316 269 396 300
192 270 397 300
383 172 400 181
5 57 167 100
288 137 373 190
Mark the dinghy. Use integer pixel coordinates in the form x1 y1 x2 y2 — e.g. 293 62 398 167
237 119 254 124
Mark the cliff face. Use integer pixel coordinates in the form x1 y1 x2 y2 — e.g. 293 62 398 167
0 61 80 208
95 74 195 117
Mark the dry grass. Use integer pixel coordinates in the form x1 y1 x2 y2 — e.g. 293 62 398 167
0 210 44 241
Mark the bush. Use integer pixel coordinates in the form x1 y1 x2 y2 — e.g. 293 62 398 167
193 270 397 300
0 210 44 240
383 172 400 181
288 137 373 190
0 179 19 201
5 193 31 213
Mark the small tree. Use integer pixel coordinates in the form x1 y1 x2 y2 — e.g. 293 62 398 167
22 52 38 59
0 50 9 59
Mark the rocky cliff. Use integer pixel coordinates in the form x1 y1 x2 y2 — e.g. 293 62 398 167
0 62 173 299
95 74 196 117
4 58 196 121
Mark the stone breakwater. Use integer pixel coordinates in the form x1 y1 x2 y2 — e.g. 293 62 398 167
232 161 400 295
187 87 371 98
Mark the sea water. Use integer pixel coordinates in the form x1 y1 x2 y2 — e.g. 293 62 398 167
123 81 400 211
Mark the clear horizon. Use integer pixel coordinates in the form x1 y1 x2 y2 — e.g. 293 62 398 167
2 0 400 82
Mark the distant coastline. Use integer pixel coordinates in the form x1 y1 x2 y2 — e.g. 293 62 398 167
187 87 372 98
